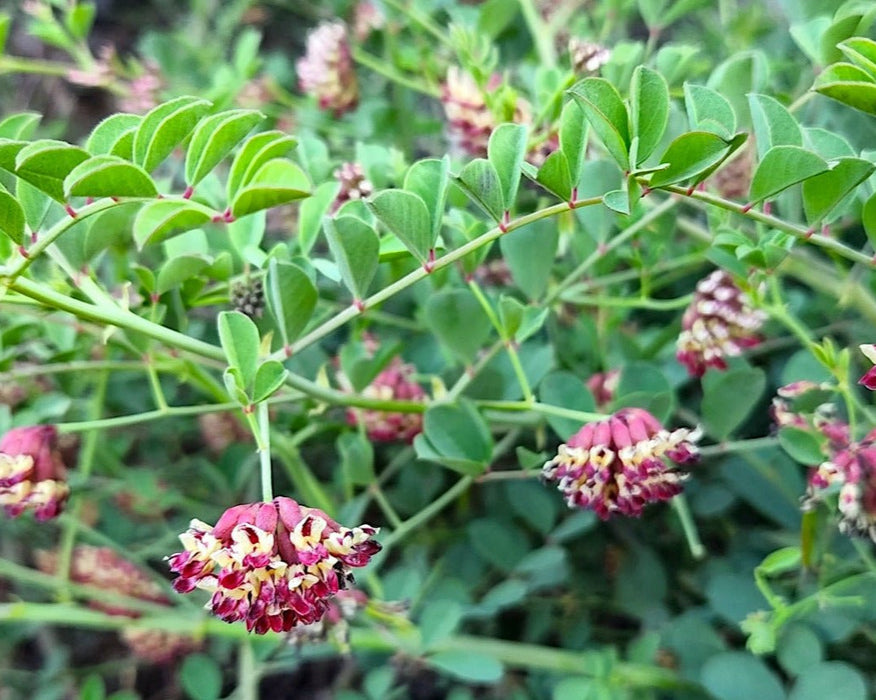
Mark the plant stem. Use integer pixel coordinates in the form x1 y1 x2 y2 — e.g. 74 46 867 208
698 436 778 457
671 494 706 559
517 0 557 68
257 402 273 502
237 638 259 700
278 196 604 359
480 400 607 423
352 46 440 97
665 184 873 267
560 293 694 309
370 484 403 529
445 340 504 401
381 0 451 46
381 476 473 550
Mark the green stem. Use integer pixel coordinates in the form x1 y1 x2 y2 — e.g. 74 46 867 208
0 359 174 380
352 46 440 97
698 436 778 457
257 402 273 502
0 56 74 77
381 476 473 550
238 638 259 700
56 400 265 433
517 0 557 68
370 484 403 529
545 197 678 304
560 293 693 309
665 184 873 267
671 494 705 560
480 400 607 424
381 0 451 46
278 196 604 359
468 279 534 403
445 340 504 401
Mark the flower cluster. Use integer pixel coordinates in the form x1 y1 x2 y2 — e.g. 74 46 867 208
542 408 700 519
296 22 358 115
346 357 426 443
168 498 381 634
676 270 767 377
36 546 198 664
0 426 69 521
332 162 374 212
586 369 620 409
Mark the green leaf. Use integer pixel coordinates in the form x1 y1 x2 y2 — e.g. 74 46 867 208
488 123 528 212
749 145 829 204
863 192 876 249
252 360 288 403
758 546 801 576
498 295 524 339
602 189 630 214
801 157 874 223
813 63 876 116
185 109 263 187
559 100 589 189
132 199 213 248
838 37 876 79
418 400 493 474
630 66 669 164
0 139 27 173
778 427 825 465
226 130 298 199
777 625 824 677
0 111 41 139
0 185 25 245
324 215 380 301
64 155 157 198
427 650 503 684
419 600 464 651
456 158 505 222
78 674 105 700
337 431 375 486
649 131 733 188
0 13 10 55
65 2 96 40
539 371 596 440
265 260 318 347
85 113 141 155
14 139 90 201
230 159 311 218
298 180 340 255
133 96 211 173
702 652 784 700
368 189 433 264
701 365 765 439
155 255 209 294
179 653 222 700
536 150 573 201
423 288 492 364
500 218 558 300
748 94 802 160
569 77 630 170
218 310 260 392
790 662 867 700
684 83 736 138
404 156 449 246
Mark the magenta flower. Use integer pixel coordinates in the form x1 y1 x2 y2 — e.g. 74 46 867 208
344 357 426 443
808 429 876 541
37 546 199 664
542 408 700 519
0 425 69 521
676 270 766 377
586 369 620 409
858 344 876 390
296 22 358 116
167 498 381 634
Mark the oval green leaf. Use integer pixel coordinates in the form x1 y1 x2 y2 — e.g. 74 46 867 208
802 157 874 224
265 259 318 347
185 108 264 187
64 155 158 198
0 185 25 244
133 96 211 173
14 139 90 201
132 199 213 249
404 156 450 244
368 189 432 264
488 122 528 212
324 215 379 301
630 65 669 164
569 77 630 170
218 310 260 392
226 130 298 200
230 158 311 218
749 145 829 204
649 131 732 188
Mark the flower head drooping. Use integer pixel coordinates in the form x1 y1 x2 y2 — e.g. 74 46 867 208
586 369 620 410
542 408 700 519
345 357 426 443
167 498 381 634
676 270 767 377
296 22 359 116
332 162 374 213
36 546 199 664
0 426 69 521
808 429 876 541
858 344 876 390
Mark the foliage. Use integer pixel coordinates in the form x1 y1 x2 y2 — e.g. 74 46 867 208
1 0 876 698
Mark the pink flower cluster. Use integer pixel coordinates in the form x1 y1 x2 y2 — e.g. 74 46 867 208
297 22 359 115
0 426 69 521
343 357 426 443
542 408 700 519
332 162 374 212
37 546 198 664
168 497 380 634
676 270 766 377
